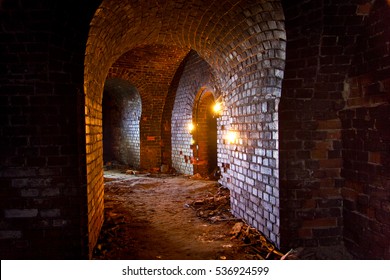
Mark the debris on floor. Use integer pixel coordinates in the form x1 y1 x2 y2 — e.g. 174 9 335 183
190 173 203 180
93 206 126 257
125 169 140 175
228 222 285 260
230 222 244 238
187 185 288 260
188 185 234 223
94 170 352 260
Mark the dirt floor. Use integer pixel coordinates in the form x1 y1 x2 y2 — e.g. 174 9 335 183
92 169 353 260
92 169 285 260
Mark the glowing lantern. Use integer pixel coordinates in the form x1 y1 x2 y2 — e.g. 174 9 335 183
213 102 222 116
188 122 195 133
226 131 237 144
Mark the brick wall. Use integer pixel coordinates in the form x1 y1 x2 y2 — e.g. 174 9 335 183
170 51 219 175
0 0 97 259
341 0 390 259
280 0 368 249
219 98 282 246
103 78 141 169
6 0 388 260
279 0 390 258
215 5 285 248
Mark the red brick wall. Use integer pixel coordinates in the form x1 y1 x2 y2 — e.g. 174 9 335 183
281 0 337 249
340 0 390 259
280 0 368 249
280 0 390 259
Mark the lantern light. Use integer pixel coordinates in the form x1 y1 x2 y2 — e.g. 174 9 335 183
188 122 195 133
213 102 222 115
226 131 237 144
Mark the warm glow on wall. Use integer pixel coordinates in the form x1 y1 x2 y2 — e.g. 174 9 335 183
226 131 237 144
188 122 195 133
213 102 222 115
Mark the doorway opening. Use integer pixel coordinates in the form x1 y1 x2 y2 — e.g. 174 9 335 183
103 78 141 169
191 89 218 177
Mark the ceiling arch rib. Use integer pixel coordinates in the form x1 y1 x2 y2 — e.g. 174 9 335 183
85 0 286 104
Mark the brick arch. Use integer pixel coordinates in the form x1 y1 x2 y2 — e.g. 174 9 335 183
84 0 286 254
170 51 222 175
103 78 141 169
85 0 286 104
1 0 388 261
107 44 189 170
191 88 218 177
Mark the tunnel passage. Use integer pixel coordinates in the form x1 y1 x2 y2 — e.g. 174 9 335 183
2 0 390 260
84 0 286 257
108 45 190 171
103 78 141 169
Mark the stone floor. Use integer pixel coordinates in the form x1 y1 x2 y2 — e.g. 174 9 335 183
92 169 353 260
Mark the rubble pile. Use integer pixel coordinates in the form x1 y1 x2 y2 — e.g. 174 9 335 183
188 186 233 223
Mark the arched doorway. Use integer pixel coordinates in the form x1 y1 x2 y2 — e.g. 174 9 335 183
102 78 141 169
191 88 218 177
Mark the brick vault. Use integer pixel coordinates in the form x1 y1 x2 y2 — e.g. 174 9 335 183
0 0 389 259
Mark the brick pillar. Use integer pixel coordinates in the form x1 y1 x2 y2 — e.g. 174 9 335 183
280 0 371 251
341 0 390 259
0 0 96 259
